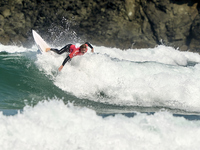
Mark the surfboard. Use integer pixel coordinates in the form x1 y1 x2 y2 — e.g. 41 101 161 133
32 30 50 53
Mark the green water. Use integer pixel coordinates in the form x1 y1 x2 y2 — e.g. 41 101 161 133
0 51 128 113
1 51 200 117
0 52 65 108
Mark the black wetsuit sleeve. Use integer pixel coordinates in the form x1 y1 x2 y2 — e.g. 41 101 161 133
62 55 71 66
85 42 93 49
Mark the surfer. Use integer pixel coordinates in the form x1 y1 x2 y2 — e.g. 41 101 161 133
46 42 94 71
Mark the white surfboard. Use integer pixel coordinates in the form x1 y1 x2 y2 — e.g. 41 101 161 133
32 30 50 53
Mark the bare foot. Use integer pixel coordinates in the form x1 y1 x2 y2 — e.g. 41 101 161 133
45 48 51 52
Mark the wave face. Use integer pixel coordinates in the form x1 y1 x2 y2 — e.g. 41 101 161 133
1 44 200 113
1 44 200 149
36 44 200 113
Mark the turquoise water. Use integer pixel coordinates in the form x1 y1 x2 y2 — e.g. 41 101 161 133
0 51 65 109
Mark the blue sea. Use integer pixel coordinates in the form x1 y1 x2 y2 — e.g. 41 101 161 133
1 42 200 149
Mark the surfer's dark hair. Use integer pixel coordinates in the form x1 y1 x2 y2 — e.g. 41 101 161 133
80 44 87 49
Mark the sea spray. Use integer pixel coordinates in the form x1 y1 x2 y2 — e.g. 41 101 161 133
1 100 200 150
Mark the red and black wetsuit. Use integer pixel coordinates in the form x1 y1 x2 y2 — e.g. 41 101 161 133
50 42 93 66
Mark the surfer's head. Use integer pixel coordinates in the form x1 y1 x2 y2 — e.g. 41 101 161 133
80 44 87 54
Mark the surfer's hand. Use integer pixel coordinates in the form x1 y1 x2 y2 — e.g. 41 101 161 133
58 65 64 71
91 48 94 53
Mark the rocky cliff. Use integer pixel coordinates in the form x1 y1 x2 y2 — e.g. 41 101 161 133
0 0 200 51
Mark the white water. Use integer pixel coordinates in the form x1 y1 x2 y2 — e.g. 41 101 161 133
33 44 200 112
1 44 200 149
0 99 200 150
1 43 200 112
0 44 35 53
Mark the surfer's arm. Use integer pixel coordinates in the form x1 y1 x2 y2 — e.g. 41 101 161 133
58 65 63 71
85 42 94 53
62 55 71 66
58 55 71 71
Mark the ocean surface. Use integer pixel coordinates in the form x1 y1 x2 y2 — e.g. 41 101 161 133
1 42 200 149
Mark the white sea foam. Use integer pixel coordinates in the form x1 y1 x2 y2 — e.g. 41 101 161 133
0 100 200 150
1 43 200 112
95 45 200 66
34 44 200 112
1 44 200 149
0 44 36 53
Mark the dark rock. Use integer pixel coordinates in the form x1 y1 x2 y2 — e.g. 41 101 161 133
140 0 199 49
2 8 11 18
0 0 199 52
0 15 4 27
191 14 200 40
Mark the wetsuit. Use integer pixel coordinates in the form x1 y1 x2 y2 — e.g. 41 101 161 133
50 42 93 66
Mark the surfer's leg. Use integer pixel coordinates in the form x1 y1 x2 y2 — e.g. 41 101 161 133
50 48 60 54
50 44 72 55
59 44 72 53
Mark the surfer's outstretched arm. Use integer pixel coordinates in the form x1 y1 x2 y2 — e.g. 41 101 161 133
58 55 71 71
58 65 64 72
85 42 94 53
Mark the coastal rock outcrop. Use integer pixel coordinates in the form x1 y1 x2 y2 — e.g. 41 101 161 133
0 0 200 51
